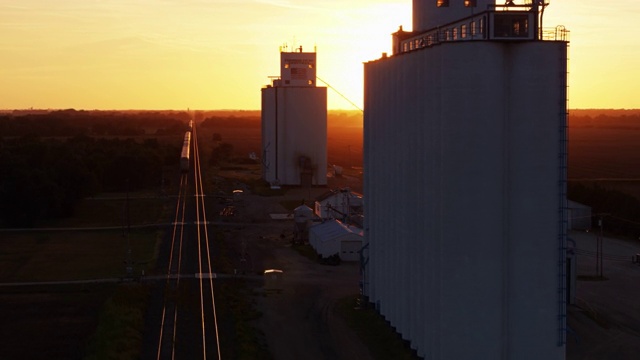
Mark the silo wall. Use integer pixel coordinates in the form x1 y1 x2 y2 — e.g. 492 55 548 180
261 86 327 186
363 40 567 360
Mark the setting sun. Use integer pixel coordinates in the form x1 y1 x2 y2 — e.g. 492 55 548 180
1 0 639 110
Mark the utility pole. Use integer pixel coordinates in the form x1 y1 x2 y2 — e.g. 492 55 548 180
595 215 604 278
240 238 247 275
598 216 604 278
123 178 133 279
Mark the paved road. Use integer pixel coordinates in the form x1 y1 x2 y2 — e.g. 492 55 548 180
567 230 640 360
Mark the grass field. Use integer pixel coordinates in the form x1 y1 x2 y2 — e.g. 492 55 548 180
0 228 160 282
0 190 169 359
0 283 116 360
569 127 640 180
44 194 171 228
83 283 150 360
0 191 168 282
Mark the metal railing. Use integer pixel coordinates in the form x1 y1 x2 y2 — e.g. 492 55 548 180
541 26 570 42
396 16 569 56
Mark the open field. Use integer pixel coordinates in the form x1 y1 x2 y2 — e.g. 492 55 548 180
569 127 640 180
0 283 115 360
0 229 159 282
52 195 170 228
0 192 169 282
569 110 640 185
0 191 166 359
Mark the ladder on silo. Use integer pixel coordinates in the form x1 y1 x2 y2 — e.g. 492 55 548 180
557 29 570 347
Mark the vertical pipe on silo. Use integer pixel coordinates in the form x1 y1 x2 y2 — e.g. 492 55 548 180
500 43 512 359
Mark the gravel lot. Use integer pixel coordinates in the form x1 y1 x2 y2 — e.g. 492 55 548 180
567 230 640 359
218 173 372 360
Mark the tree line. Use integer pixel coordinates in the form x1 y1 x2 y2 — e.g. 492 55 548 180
570 113 640 129
0 109 189 137
200 115 260 129
0 135 180 228
0 110 188 228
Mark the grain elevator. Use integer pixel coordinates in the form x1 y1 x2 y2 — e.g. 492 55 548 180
362 1 569 359
261 48 327 187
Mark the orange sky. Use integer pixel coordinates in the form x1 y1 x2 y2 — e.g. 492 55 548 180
1 1 638 110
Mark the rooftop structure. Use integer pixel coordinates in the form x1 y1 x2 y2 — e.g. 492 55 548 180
394 0 566 56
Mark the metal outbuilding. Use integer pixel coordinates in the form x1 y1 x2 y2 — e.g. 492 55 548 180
293 204 314 242
294 204 314 223
308 219 362 262
314 188 363 220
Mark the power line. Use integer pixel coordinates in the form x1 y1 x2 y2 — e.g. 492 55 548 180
316 76 363 113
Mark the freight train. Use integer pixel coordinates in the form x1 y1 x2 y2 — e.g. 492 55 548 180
180 131 191 173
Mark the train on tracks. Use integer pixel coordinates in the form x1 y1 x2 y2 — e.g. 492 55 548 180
180 131 191 173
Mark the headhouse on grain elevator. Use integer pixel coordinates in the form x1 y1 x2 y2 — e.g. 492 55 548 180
363 1 569 359
261 47 327 188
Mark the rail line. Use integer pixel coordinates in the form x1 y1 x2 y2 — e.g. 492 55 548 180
156 173 188 359
192 121 222 360
154 118 221 359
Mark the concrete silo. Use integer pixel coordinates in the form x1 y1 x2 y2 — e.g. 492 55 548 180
261 48 327 187
363 1 569 359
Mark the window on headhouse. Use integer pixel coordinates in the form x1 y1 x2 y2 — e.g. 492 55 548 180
493 14 529 38
464 0 477 7
436 0 449 7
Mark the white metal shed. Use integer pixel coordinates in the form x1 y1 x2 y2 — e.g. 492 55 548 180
308 219 363 262
314 188 363 220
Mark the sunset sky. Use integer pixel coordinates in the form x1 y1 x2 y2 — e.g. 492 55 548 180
1 0 639 110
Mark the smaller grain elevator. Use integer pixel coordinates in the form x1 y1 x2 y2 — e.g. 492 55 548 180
261 48 328 187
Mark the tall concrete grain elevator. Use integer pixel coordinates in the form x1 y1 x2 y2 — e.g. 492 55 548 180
362 1 569 359
261 48 327 187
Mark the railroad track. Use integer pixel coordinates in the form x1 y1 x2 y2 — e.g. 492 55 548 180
155 173 188 359
154 120 221 360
